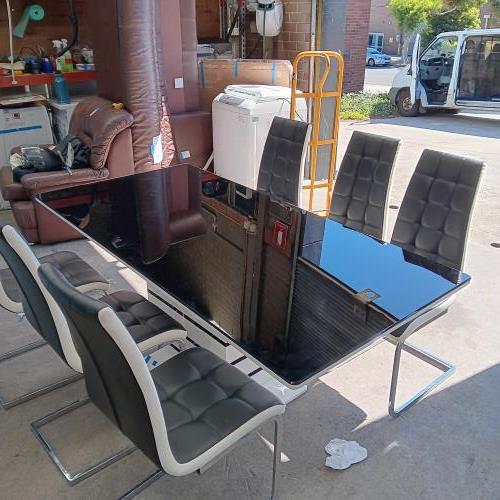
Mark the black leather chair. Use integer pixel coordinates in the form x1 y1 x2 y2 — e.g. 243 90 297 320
258 117 311 206
0 223 188 484
0 249 109 314
39 262 286 499
388 149 484 416
329 131 400 240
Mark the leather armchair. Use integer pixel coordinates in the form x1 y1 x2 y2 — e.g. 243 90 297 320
0 97 134 244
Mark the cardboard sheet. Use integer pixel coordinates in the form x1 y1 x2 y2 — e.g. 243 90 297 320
198 59 293 111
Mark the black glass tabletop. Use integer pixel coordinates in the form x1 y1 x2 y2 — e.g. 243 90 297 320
38 164 471 385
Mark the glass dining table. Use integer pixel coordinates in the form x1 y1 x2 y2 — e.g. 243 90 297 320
36 164 471 388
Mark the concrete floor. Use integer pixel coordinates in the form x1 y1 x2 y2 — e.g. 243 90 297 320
1 114 500 499
364 66 400 93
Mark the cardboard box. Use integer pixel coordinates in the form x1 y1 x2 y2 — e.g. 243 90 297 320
198 59 293 111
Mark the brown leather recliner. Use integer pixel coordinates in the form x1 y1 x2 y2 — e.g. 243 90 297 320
0 96 134 244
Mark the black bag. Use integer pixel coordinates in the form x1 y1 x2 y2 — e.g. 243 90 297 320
12 135 91 182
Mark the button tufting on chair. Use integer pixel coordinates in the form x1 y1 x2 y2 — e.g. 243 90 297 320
101 291 184 345
0 250 109 314
391 149 484 269
329 131 400 240
258 117 311 206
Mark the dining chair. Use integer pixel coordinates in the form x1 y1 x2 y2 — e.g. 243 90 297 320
258 116 311 206
0 238 109 373
0 247 109 313
388 149 484 416
39 262 286 499
329 131 400 240
0 223 187 484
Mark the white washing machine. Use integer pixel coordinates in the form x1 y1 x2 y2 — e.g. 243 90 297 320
0 105 53 209
212 85 307 190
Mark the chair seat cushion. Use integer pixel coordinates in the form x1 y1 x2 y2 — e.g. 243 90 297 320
39 251 109 291
0 251 108 312
101 290 183 344
152 347 283 464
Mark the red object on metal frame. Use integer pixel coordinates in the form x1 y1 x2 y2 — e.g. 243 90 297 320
273 221 289 250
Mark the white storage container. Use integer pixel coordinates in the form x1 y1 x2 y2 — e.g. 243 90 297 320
212 85 307 189
0 105 53 208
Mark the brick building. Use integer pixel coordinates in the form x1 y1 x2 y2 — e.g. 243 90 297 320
267 0 371 92
197 0 371 93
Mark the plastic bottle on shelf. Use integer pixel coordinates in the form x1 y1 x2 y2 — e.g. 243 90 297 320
53 72 71 104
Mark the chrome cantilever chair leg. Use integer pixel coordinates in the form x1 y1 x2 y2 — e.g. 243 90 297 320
0 338 46 362
31 398 136 485
0 320 79 410
0 369 82 410
119 416 284 500
271 417 283 499
387 297 455 417
119 470 165 500
388 338 456 417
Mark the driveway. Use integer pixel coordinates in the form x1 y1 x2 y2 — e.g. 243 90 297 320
364 66 401 93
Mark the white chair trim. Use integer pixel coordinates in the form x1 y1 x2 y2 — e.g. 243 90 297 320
2 226 83 373
0 274 22 313
98 307 286 477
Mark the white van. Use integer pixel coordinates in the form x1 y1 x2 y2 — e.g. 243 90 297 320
389 29 500 116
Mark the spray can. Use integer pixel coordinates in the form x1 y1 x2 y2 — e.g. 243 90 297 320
52 40 64 72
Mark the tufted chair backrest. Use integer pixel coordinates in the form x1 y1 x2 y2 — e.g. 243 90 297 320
391 149 484 270
329 131 400 240
258 117 311 206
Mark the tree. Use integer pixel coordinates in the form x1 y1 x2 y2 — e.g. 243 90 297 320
388 0 441 55
423 0 485 45
423 6 481 45
389 0 487 56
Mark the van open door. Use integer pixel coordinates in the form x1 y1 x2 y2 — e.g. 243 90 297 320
410 34 421 104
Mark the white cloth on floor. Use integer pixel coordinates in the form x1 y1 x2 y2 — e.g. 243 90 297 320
324 439 367 470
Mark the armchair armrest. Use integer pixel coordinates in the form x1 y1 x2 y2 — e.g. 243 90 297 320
0 166 28 201
21 168 109 194
69 97 134 169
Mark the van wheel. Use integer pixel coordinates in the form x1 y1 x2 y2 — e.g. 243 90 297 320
367 58 375 67
396 88 419 117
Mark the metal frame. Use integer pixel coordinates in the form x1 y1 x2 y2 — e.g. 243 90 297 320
0 338 46 362
119 417 283 500
290 50 345 213
388 339 456 417
387 298 455 417
31 398 136 485
0 339 82 409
